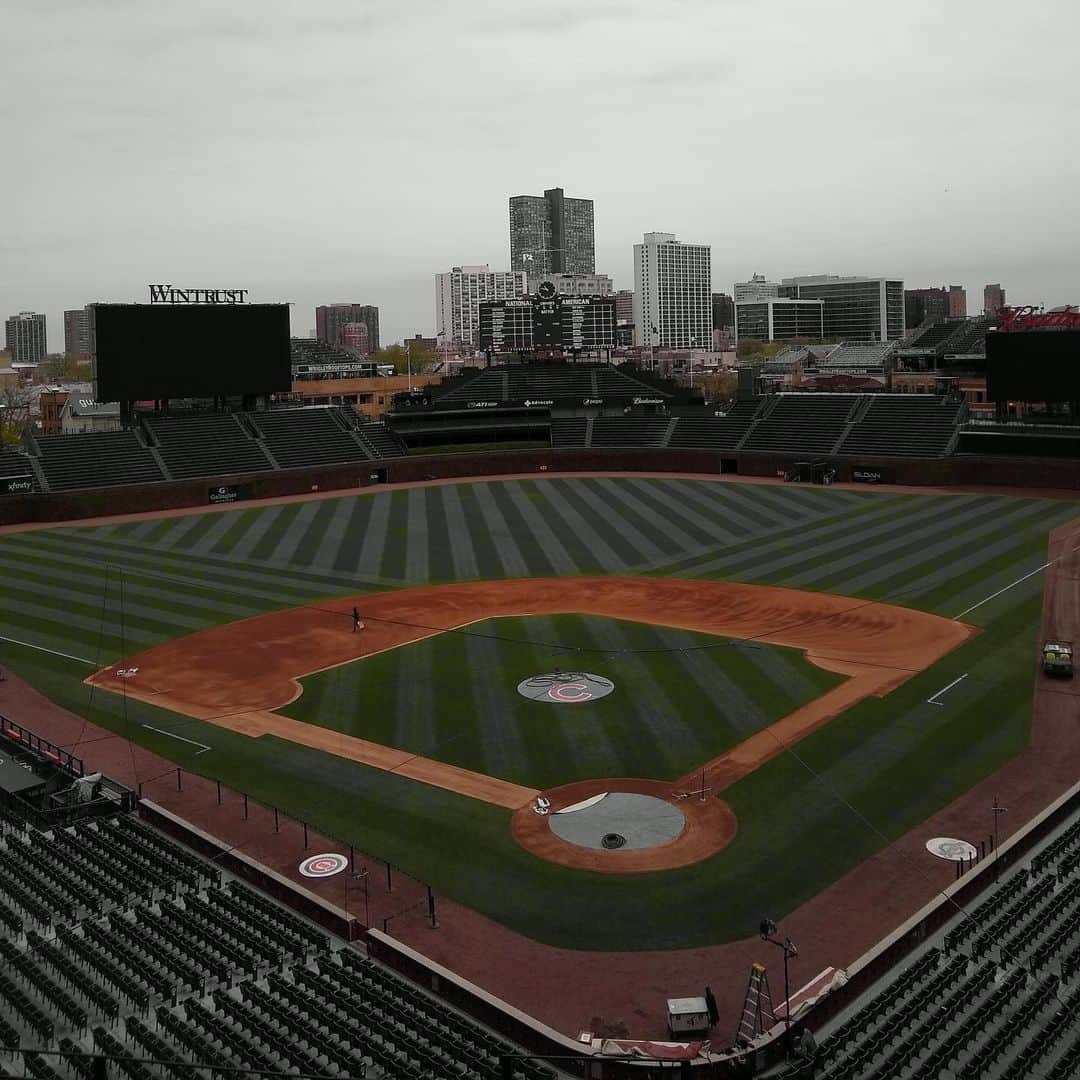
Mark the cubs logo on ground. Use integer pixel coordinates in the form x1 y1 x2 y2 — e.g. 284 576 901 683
516 671 615 704
299 853 348 878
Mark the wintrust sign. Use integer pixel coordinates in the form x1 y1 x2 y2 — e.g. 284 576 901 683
149 285 249 304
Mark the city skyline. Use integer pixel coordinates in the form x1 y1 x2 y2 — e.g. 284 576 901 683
3 0 1077 351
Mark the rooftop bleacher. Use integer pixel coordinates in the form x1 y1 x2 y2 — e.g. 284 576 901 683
143 413 273 480
33 431 166 493
817 341 896 370
836 394 963 457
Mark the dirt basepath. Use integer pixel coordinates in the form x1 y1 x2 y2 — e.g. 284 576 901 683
86 578 971 830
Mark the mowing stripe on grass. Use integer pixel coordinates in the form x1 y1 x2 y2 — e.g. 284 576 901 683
484 483 558 578
623 477 735 548
583 477 690 561
403 488 431 583
455 486 505 580
539 478 643 570
514 481 596 573
329 496 376 574
423 485 456 583
357 491 393 576
502 483 578 576
471 484 529 577
0 633 97 665
441 485 482 581
955 560 1054 619
377 491 411 581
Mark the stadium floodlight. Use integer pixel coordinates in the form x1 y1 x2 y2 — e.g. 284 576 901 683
759 916 798 1060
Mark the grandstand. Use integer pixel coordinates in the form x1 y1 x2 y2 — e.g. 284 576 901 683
740 394 859 455
816 341 896 374
432 363 668 406
805 807 1080 1080
836 394 964 457
142 413 274 481
0 790 561 1079
247 407 372 470
32 431 166 493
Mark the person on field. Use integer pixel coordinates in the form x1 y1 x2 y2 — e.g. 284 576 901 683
352 606 364 632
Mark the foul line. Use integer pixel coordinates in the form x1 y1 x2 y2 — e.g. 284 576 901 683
927 673 968 707
140 724 212 755
0 634 97 666
953 561 1052 620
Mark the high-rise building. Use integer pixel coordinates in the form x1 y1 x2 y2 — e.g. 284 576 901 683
983 284 1006 315
435 265 527 346
315 304 380 353
633 232 712 349
781 275 904 342
947 285 967 318
339 322 370 357
734 273 780 302
734 298 824 342
4 311 47 366
526 273 612 297
712 293 735 329
64 308 91 359
509 188 595 277
905 287 949 329
614 290 634 325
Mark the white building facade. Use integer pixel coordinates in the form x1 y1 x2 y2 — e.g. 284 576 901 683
733 273 780 302
526 273 613 297
632 232 712 349
435 266 527 347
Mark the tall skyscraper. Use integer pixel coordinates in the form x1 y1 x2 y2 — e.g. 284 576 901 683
315 304 380 353
633 232 712 349
947 285 967 318
435 265 527 346
984 283 1006 315
4 311 47 365
782 275 904 342
712 293 735 329
509 188 595 277
733 273 779 302
64 308 91 359
905 287 949 329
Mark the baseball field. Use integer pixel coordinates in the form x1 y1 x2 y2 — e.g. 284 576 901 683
0 475 1075 955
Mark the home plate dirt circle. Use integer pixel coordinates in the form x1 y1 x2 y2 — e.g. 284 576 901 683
511 778 739 873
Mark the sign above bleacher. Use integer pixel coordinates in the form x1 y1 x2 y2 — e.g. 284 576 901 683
998 305 1080 332
149 284 249 304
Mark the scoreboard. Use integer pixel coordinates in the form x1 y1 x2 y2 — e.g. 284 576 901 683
479 294 616 353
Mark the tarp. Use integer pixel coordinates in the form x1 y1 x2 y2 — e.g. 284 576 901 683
599 1039 707 1060
0 755 44 795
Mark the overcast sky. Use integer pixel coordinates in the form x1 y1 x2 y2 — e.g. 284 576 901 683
3 0 1079 350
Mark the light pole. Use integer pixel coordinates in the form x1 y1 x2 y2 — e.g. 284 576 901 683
760 917 798 1060
992 797 1008 879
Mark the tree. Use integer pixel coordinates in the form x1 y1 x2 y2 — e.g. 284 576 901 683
736 338 766 358
699 371 738 403
43 353 91 381
369 343 439 374
0 382 32 446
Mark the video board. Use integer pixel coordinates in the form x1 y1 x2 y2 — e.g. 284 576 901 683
91 304 292 402
986 330 1080 403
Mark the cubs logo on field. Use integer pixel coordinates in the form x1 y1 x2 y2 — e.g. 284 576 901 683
516 671 615 704
299 853 348 878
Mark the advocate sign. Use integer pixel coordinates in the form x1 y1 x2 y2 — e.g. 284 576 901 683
149 285 249 304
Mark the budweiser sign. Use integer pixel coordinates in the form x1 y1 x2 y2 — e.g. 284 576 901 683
998 305 1080 331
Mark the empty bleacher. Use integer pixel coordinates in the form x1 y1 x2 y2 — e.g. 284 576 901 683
837 394 963 457
590 417 671 447
356 420 406 458
247 407 372 469
143 413 272 480
549 418 588 448
667 398 763 450
436 363 666 405
33 432 166 493
741 394 857 454
0 800 560 1080
0 449 35 492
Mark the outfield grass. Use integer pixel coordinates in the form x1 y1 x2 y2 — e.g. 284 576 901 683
280 614 845 788
0 477 1075 949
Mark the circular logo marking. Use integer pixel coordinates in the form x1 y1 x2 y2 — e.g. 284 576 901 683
926 837 978 862
516 671 615 704
299 853 348 878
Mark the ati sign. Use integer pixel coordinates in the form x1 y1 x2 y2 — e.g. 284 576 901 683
149 285 249 304
998 305 1080 331
0 475 33 495
207 484 251 505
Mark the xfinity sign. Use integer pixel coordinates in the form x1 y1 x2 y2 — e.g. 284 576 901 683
149 285 249 304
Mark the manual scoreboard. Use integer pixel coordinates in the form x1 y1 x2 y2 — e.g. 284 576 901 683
479 289 616 354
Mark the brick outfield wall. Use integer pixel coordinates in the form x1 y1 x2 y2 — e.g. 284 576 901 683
2 448 1079 526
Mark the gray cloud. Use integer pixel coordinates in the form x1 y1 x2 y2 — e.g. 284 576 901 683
2 0 1078 349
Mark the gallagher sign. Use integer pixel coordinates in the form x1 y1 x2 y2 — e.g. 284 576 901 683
149 285 249 304
998 306 1080 331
